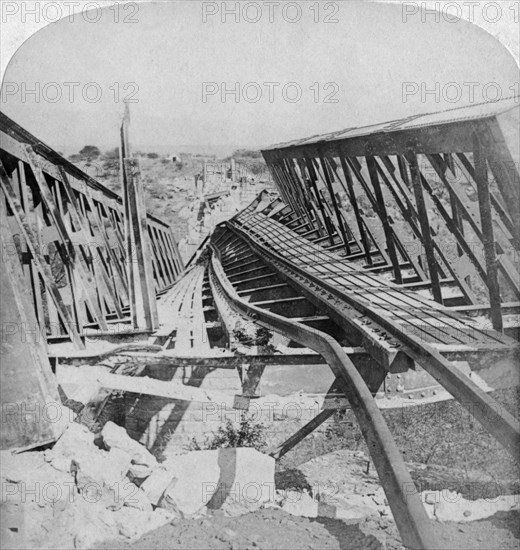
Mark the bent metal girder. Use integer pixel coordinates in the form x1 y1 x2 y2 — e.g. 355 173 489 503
209 252 438 550
0 112 184 348
209 208 519 550
261 97 520 332
222 196 519 454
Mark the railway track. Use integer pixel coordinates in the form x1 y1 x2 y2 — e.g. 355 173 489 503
3 98 520 549
198 192 520 550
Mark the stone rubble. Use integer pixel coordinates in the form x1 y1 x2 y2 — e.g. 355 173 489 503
157 447 275 517
101 421 157 479
422 490 520 522
2 423 518 549
1 421 276 549
276 449 520 526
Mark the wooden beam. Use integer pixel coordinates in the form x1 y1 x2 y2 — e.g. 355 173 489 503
269 361 386 460
0 160 85 349
120 109 158 330
429 153 520 299
0 197 65 450
473 134 503 331
58 366 236 407
406 151 443 303
366 156 403 284
318 154 352 255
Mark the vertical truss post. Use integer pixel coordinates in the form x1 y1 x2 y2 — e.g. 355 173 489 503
486 148 520 246
324 158 363 249
272 160 304 222
319 153 351 255
347 157 394 267
203 161 208 187
0 160 85 348
120 105 158 330
296 158 328 238
457 153 516 249
338 156 373 265
15 161 45 329
449 187 465 258
428 153 520 300
374 157 429 282
304 157 335 245
121 105 136 321
473 133 503 331
285 158 316 230
366 155 403 284
406 150 443 303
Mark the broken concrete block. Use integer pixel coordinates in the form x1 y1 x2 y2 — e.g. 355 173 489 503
114 507 177 540
280 490 380 521
47 422 94 462
128 463 153 481
74 527 106 550
422 490 520 522
215 448 275 516
44 422 135 507
123 485 153 512
281 491 318 517
101 421 157 477
157 478 183 515
158 447 275 517
74 447 132 509
42 497 115 550
1 449 71 493
102 421 138 452
335 503 380 521
128 451 156 480
140 466 175 505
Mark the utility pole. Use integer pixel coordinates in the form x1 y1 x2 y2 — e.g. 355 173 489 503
120 103 158 330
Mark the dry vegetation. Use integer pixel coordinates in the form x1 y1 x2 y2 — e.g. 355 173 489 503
275 387 520 498
67 146 268 242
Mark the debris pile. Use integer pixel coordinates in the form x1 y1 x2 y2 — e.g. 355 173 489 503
276 449 520 527
422 490 520 523
1 420 275 549
2 423 518 550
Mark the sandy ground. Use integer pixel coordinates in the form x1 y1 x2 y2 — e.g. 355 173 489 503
93 447 520 550
97 508 520 550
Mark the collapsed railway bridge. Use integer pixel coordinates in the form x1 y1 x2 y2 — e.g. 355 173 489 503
1 97 519 549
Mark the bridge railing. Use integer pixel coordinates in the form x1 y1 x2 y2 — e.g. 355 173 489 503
0 112 184 348
262 97 520 332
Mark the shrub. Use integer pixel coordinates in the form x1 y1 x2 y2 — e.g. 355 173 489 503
68 153 82 163
79 145 101 161
188 413 267 452
103 147 120 160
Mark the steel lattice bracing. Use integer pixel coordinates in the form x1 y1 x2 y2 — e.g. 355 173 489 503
2 99 519 546
0 112 184 349
208 188 520 550
217 195 519 448
261 97 520 332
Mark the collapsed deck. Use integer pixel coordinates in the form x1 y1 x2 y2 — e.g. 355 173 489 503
2 98 520 550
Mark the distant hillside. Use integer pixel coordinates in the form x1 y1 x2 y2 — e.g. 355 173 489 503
65 146 269 243
226 149 271 182
66 146 213 241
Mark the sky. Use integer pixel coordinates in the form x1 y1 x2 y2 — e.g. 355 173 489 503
1 0 519 156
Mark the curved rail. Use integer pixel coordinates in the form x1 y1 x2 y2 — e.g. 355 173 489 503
209 251 438 550
225 221 520 458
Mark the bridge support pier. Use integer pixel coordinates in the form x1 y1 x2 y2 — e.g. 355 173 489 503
0 199 64 450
